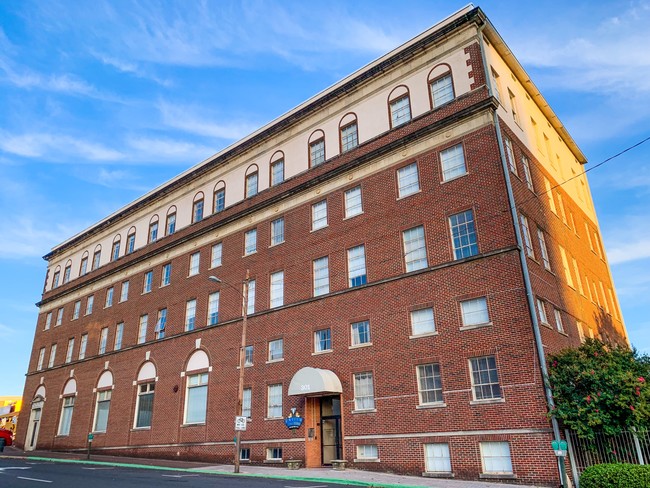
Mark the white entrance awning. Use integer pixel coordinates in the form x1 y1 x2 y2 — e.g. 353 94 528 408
288 367 343 396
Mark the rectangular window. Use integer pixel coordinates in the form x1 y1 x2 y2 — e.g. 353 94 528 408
270 271 284 308
114 322 123 350
554 308 565 333
353 372 375 411
480 441 513 475
92 250 101 270
214 188 225 213
161 263 172 286
192 199 204 223
559 245 574 288
460 297 489 327
99 327 108 354
245 172 258 198
247 279 256 314
56 306 64 325
313 256 330 297
79 334 88 360
430 73 454 107
268 338 284 361
537 228 551 270
356 445 379 460
490 67 502 102
411 308 435 336
440 143 466 181
572 258 585 295
37 347 45 370
522 156 534 191
94 390 111 432
149 221 158 243
449 210 478 259
311 200 328 230
242 387 252 418
155 308 167 339
270 159 284 186
508 89 520 124
73 301 81 320
417 363 443 405
119 280 129 302
48 344 57 368
397 162 420 198
314 328 332 353
137 315 148 344
63 265 71 284
557 192 568 225
351 320 371 346
45 312 52 330
267 384 283 418
425 443 452 473
211 243 222 268
390 95 411 127
266 447 283 461
344 186 363 218
65 338 74 363
52 270 60 288
105 287 114 308
58 396 74 436
244 345 254 366
143 271 153 293
519 214 535 258
240 448 251 461
126 233 135 254
271 218 285 246
166 212 176 235
85 296 94 315
470 356 501 401
185 299 197 331
111 241 120 262
244 229 257 255
341 122 358 152
207 292 219 325
403 225 427 272
505 137 517 175
80 256 88 276
347 244 367 287
544 177 557 214
185 373 208 424
135 383 155 428
537 298 549 324
189 252 200 276
310 138 325 166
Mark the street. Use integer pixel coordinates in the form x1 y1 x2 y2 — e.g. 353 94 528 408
0 458 356 487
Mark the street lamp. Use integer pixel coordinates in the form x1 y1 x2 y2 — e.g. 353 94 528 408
208 269 249 474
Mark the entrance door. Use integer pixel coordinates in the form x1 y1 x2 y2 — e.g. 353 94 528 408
26 402 43 451
320 396 342 464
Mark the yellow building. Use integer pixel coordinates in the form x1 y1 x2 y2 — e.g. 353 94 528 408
0 396 22 434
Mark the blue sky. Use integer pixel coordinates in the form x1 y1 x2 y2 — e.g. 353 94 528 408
1 0 649 397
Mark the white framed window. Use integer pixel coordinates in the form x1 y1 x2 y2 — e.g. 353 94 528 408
189 252 200 276
341 122 358 152
470 356 501 401
354 372 375 411
266 447 283 460
92 249 101 270
544 177 557 214
57 306 64 325
268 338 283 361
80 256 88 276
93 390 111 432
244 229 257 255
310 138 325 166
424 443 452 473
559 246 574 288
314 328 332 353
267 384 283 418
161 263 171 286
519 215 535 258
554 308 565 333
271 218 285 246
85 295 94 315
120 280 129 302
192 198 204 223
351 320 371 346
247 279 256 314
344 186 363 218
522 156 534 191
440 144 466 181
460 298 489 327
270 159 284 186
311 200 328 230
99 327 108 354
72 301 81 320
270 271 284 308
537 229 551 271
411 308 435 336
572 258 584 295
166 212 176 235
114 322 123 350
537 298 549 325
135 382 155 428
63 265 71 284
149 221 158 243
105 287 114 308
242 387 252 418
185 299 197 331
480 441 513 475
37 347 46 370
245 345 254 366
48 344 57 368
505 137 517 175
508 89 520 125
52 270 60 289
397 162 420 198
417 363 443 405
207 292 219 325
126 232 136 254
79 334 88 360
403 225 427 272
211 243 222 268
245 171 258 198
214 188 225 213
155 308 167 339
347 244 367 287
137 314 148 344
185 372 208 424
430 73 454 107
490 67 502 102
356 444 379 460
143 271 153 293
111 240 120 262
65 338 74 363
58 396 75 436
449 210 478 259
313 256 330 297
390 95 411 127
45 312 52 330
240 448 251 461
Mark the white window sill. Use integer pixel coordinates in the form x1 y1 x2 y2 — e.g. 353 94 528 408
266 358 285 364
441 172 469 184
160 283 170 288
269 241 285 248
343 212 364 221
409 331 438 339
243 251 257 257
310 225 328 233
263 459 283 464
480 473 516 479
264 417 283 421
422 472 455 478
187 273 199 278
349 342 372 349
312 349 332 356
130 427 151 432
141 291 151 295
354 458 380 463
396 189 421 201
416 402 446 410
181 422 206 427
352 408 377 414
208 264 222 270
459 322 493 331
470 398 505 406
236 364 254 369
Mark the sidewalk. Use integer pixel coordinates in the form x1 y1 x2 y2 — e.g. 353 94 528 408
1 446 546 488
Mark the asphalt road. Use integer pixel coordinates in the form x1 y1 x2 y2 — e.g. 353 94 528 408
0 458 355 487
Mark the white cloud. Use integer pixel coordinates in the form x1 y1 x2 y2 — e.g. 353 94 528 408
0 132 124 161
0 216 80 259
92 52 172 87
126 136 216 162
608 240 650 265
0 323 18 339
0 57 98 96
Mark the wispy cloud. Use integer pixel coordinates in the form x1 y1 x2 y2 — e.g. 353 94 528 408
125 135 216 162
0 216 81 259
0 131 124 161
92 52 172 87
0 57 98 96
608 240 650 265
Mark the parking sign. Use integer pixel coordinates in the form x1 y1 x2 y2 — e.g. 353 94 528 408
235 416 247 431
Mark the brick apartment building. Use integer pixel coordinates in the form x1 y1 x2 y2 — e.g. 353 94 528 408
17 6 628 485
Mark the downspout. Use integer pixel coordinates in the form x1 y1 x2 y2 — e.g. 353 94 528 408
476 22 565 483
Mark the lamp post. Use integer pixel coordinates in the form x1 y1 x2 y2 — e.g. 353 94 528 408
208 269 249 474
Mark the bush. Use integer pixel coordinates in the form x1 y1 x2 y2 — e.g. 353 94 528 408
580 463 650 487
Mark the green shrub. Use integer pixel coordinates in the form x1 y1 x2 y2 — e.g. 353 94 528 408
580 463 650 487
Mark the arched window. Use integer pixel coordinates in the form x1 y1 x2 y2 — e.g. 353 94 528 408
111 235 121 262
269 151 285 187
308 130 326 167
92 245 102 270
26 385 46 451
93 370 114 433
62 260 72 284
183 349 210 424
134 361 157 429
192 192 205 224
58 379 77 436
213 181 226 214
245 165 259 198
339 113 358 153
388 85 411 128
79 251 89 276
166 206 177 236
428 63 455 109
126 226 137 254
148 215 159 243
52 265 61 289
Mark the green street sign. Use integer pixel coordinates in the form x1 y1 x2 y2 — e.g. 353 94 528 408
88 433 94 441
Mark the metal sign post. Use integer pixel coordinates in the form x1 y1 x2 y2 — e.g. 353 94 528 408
87 433 94 460
551 440 569 488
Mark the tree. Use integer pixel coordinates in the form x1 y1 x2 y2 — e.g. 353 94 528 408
548 338 650 440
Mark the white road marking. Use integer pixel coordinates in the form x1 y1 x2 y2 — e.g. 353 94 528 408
17 477 53 483
82 467 115 470
0 467 31 471
161 474 200 478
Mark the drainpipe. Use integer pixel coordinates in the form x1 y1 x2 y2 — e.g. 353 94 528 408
476 23 566 486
